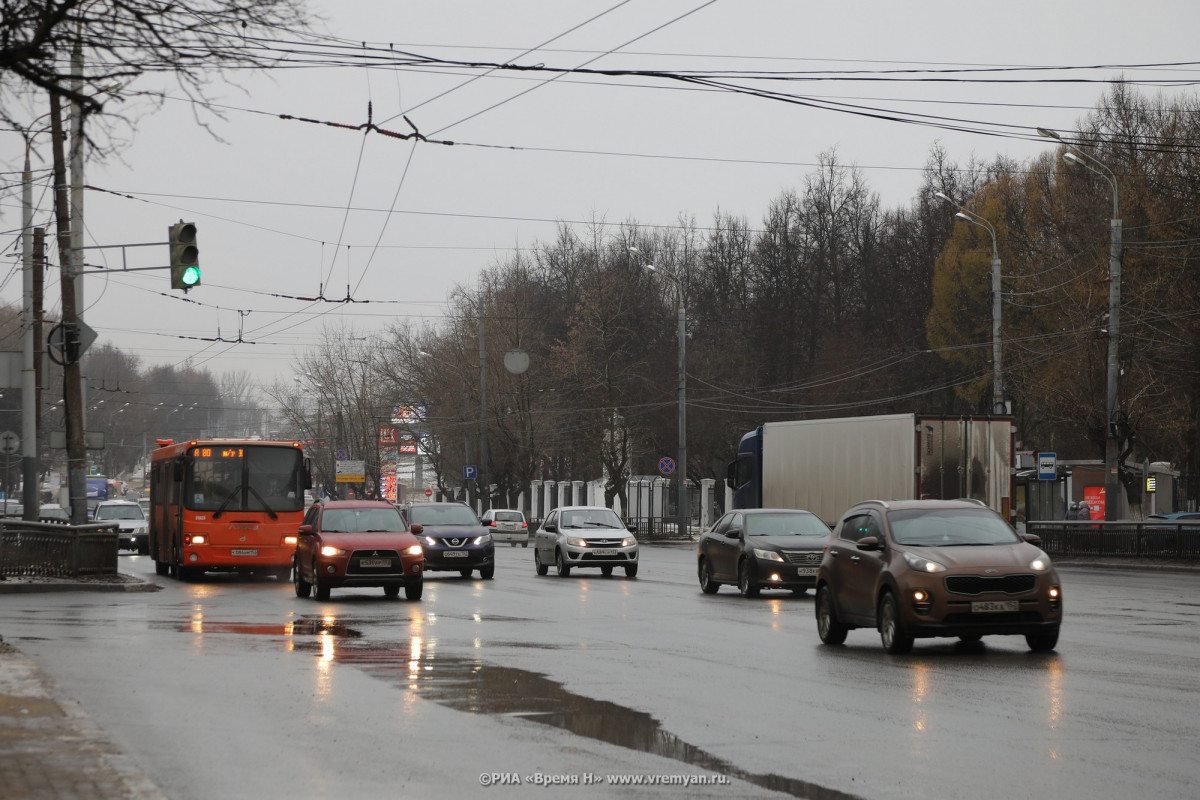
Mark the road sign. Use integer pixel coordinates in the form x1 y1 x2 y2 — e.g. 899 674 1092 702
0 430 19 455
1037 452 1057 481
425 488 433 498
658 456 675 476
464 465 477 480
335 459 365 483
335 449 348 461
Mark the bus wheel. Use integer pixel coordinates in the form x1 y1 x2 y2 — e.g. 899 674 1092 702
155 560 169 576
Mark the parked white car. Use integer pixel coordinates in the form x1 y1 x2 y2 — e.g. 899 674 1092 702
93 499 149 554
481 508 529 547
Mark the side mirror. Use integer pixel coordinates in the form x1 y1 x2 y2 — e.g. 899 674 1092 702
726 527 743 539
626 522 638 533
298 524 314 536
856 536 882 551
410 523 423 535
543 523 557 533
1020 533 1042 545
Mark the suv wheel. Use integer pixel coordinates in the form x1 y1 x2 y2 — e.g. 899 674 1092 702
878 592 913 654
293 558 311 598
1026 628 1059 652
816 585 848 644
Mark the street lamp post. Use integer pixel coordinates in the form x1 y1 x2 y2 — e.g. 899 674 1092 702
935 192 1004 414
631 247 687 539
1038 127 1122 521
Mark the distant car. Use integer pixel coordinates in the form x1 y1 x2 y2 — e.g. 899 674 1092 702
293 500 424 601
533 505 638 578
38 504 70 523
697 508 830 597
93 499 149 554
481 508 529 547
816 499 1063 654
137 497 150 515
404 502 495 579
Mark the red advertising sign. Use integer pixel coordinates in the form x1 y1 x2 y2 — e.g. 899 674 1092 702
1083 485 1106 520
378 425 397 446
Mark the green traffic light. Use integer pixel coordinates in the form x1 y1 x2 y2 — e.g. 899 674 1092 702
181 265 201 286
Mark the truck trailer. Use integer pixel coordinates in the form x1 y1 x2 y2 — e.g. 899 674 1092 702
727 413 1014 525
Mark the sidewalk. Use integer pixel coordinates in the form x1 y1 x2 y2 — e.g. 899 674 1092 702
0 639 166 800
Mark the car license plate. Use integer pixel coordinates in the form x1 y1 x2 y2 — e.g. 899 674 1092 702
443 550 468 558
359 558 391 568
231 549 258 556
590 548 618 556
971 600 1019 613
795 566 818 576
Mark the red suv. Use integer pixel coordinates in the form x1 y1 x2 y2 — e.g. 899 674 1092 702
815 499 1062 653
294 500 424 601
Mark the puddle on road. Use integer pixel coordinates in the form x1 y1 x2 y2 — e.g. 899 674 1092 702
320 637 860 800
165 615 860 799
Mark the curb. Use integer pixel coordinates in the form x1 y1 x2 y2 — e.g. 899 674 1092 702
0 574 161 594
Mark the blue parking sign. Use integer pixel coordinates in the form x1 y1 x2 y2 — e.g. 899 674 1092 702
464 465 477 480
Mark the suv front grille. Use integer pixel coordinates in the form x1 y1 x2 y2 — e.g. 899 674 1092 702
945 574 1037 596
348 550 401 574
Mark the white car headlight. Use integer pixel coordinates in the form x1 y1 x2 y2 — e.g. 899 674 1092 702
621 537 636 547
752 548 785 562
566 537 587 547
903 550 946 573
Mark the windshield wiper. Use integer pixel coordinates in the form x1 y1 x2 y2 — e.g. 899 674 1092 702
212 486 243 519
246 485 278 519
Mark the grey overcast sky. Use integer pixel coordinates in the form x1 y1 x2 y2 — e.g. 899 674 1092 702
4 0 1198 396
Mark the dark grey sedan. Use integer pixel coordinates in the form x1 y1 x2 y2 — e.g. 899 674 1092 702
697 509 830 597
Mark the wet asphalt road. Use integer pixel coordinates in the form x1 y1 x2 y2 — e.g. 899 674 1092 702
1 546 1198 799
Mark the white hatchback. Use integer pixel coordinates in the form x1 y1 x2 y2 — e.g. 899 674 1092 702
481 509 529 547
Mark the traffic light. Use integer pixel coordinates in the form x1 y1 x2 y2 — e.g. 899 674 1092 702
168 221 200 291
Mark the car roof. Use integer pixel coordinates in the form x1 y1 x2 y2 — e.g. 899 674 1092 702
97 499 139 505
554 505 617 512
736 508 821 515
317 500 399 509
846 498 993 513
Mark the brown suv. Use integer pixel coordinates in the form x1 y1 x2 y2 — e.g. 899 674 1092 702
815 499 1062 653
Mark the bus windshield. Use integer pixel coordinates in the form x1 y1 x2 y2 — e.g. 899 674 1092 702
185 445 305 515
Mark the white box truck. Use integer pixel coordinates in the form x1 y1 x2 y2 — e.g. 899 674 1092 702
727 413 1015 525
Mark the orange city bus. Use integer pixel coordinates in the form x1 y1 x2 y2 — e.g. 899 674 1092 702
149 438 311 580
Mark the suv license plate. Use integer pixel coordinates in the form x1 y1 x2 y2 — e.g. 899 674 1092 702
971 600 1019 613
359 558 391 568
231 549 258 556
443 550 468 558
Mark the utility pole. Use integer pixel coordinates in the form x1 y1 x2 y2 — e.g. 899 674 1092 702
21 147 38 518
49 93 88 524
478 306 489 515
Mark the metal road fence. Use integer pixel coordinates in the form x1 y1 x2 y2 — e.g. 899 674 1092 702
0 520 120 577
1027 521 1200 559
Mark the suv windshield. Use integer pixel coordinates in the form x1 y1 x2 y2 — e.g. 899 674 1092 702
321 507 405 533
408 505 479 526
95 505 144 521
561 509 623 529
745 512 829 537
887 508 1019 546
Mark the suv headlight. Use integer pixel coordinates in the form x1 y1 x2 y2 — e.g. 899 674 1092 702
903 551 946 573
472 534 491 545
320 545 347 557
1030 551 1052 571
752 548 784 562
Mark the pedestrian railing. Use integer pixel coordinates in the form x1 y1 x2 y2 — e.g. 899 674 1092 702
0 521 120 577
1027 521 1200 559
